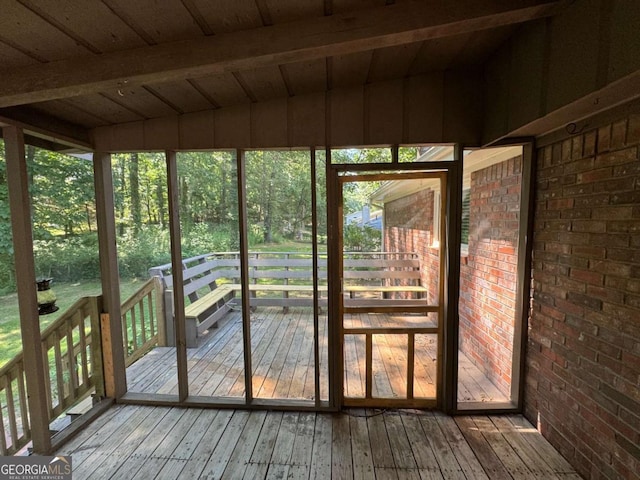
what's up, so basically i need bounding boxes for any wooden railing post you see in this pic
[90,296,106,400]
[154,277,167,346]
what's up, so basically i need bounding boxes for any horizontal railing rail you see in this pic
[0,277,164,456]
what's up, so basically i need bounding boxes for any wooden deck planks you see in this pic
[219,410,266,479]
[243,411,283,480]
[349,409,375,479]
[308,412,332,480]
[125,307,504,405]
[331,413,353,480]
[454,416,515,480]
[54,406,580,480]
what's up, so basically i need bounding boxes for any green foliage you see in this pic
[31,146,96,238]
[0,144,347,293]
[181,222,239,257]
[33,235,100,282]
[116,226,171,278]
[245,150,315,245]
[343,224,381,252]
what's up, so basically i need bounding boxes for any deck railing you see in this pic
[0,296,102,455]
[41,296,104,420]
[121,276,164,367]
[0,277,164,456]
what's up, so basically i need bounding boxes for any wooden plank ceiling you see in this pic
[0,0,563,145]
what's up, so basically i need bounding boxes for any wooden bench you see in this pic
[183,284,236,346]
[150,251,426,347]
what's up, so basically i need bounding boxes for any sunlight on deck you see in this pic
[126,307,507,404]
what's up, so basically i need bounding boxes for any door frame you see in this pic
[326,160,453,410]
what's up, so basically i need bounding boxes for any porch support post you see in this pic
[3,125,51,454]
[165,150,189,401]
[443,144,464,413]
[237,149,253,403]
[513,141,536,409]
[93,152,127,398]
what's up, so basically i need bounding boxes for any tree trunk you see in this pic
[118,158,126,237]
[156,180,165,228]
[129,153,141,235]
[263,166,277,244]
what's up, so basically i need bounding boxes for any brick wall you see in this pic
[527,113,640,480]
[459,156,522,397]
[384,189,440,304]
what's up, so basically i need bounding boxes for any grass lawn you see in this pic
[0,278,145,368]
[0,242,326,368]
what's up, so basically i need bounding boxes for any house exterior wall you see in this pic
[459,156,522,397]
[383,189,439,304]
[527,113,640,480]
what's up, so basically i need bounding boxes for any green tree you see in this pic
[31,149,95,238]
[129,153,141,235]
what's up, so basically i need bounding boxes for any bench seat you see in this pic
[184,284,235,346]
[152,251,427,347]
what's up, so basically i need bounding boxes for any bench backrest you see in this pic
[149,251,422,302]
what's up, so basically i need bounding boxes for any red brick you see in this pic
[592,206,633,219]
[628,114,640,144]
[562,138,573,161]
[603,302,640,323]
[614,161,640,177]
[572,245,606,259]
[577,167,613,183]
[583,130,597,156]
[572,136,584,159]
[529,113,640,480]
[558,232,590,246]
[573,193,610,207]
[569,268,604,286]
[598,124,612,152]
[590,233,630,248]
[607,247,640,263]
[557,253,589,269]
[625,293,640,309]
[571,220,606,232]
[564,156,595,174]
[560,208,592,219]
[607,220,640,234]
[596,146,637,166]
[563,183,592,197]
[545,242,572,254]
[586,285,625,304]
[610,190,640,205]
[566,292,603,311]
[555,298,585,316]
[592,176,636,193]
[610,120,628,148]
[545,219,572,231]
[589,260,632,277]
[547,198,575,210]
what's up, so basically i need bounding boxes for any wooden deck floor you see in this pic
[126,307,507,404]
[55,405,580,479]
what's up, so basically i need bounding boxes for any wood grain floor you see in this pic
[126,307,507,405]
[55,405,580,479]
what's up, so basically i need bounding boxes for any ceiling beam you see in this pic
[0,1,562,108]
[0,106,92,149]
